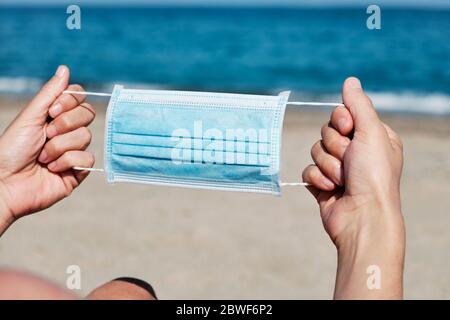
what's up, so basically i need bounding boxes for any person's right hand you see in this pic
[302,77,405,299]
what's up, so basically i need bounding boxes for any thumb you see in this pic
[342,77,380,133]
[18,65,69,123]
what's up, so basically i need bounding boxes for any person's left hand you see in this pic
[0,65,95,233]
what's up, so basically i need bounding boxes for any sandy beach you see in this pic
[0,95,449,299]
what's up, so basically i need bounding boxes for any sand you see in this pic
[0,96,449,299]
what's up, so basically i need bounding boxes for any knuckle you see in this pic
[311,140,321,157]
[327,134,344,153]
[323,142,337,158]
[331,106,341,119]
[320,123,329,137]
[325,160,337,174]
[301,169,307,180]
[302,165,311,180]
[327,135,339,149]
[59,94,74,107]
[81,102,92,108]
[69,84,83,92]
[341,136,351,149]
[87,152,95,165]
[56,94,67,104]
[63,188,73,199]
[81,103,96,117]
[79,127,92,141]
[336,105,346,113]
[45,139,59,156]
[322,128,337,148]
[302,165,314,180]
[68,84,86,103]
[309,166,321,180]
[59,114,73,130]
[61,152,74,165]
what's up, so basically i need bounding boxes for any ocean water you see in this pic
[0,7,449,114]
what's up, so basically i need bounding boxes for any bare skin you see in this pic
[0,269,155,300]
[0,65,94,234]
[0,269,76,300]
[0,66,154,300]
[302,77,405,299]
[0,70,404,299]
[87,279,157,300]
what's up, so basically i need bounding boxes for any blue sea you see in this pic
[1,6,450,114]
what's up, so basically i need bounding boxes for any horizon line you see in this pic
[1,4,450,9]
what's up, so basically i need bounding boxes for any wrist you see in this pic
[336,201,405,258]
[0,181,14,236]
[335,241,404,299]
[334,203,405,299]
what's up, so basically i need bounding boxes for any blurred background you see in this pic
[0,0,449,299]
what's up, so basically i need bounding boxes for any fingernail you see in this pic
[323,178,335,188]
[335,164,343,185]
[46,125,57,139]
[49,103,62,118]
[337,117,348,132]
[55,65,66,78]
[347,77,362,89]
[38,150,48,163]
[48,161,57,170]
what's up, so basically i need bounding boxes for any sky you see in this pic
[1,0,449,8]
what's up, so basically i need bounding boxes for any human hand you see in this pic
[0,66,95,235]
[302,77,405,299]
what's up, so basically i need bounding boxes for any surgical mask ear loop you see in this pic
[287,102,345,107]
[65,90,345,188]
[63,90,344,107]
[73,167,104,172]
[280,182,310,186]
[72,167,311,187]
[63,90,112,97]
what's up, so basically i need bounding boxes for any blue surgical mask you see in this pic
[66,85,343,196]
